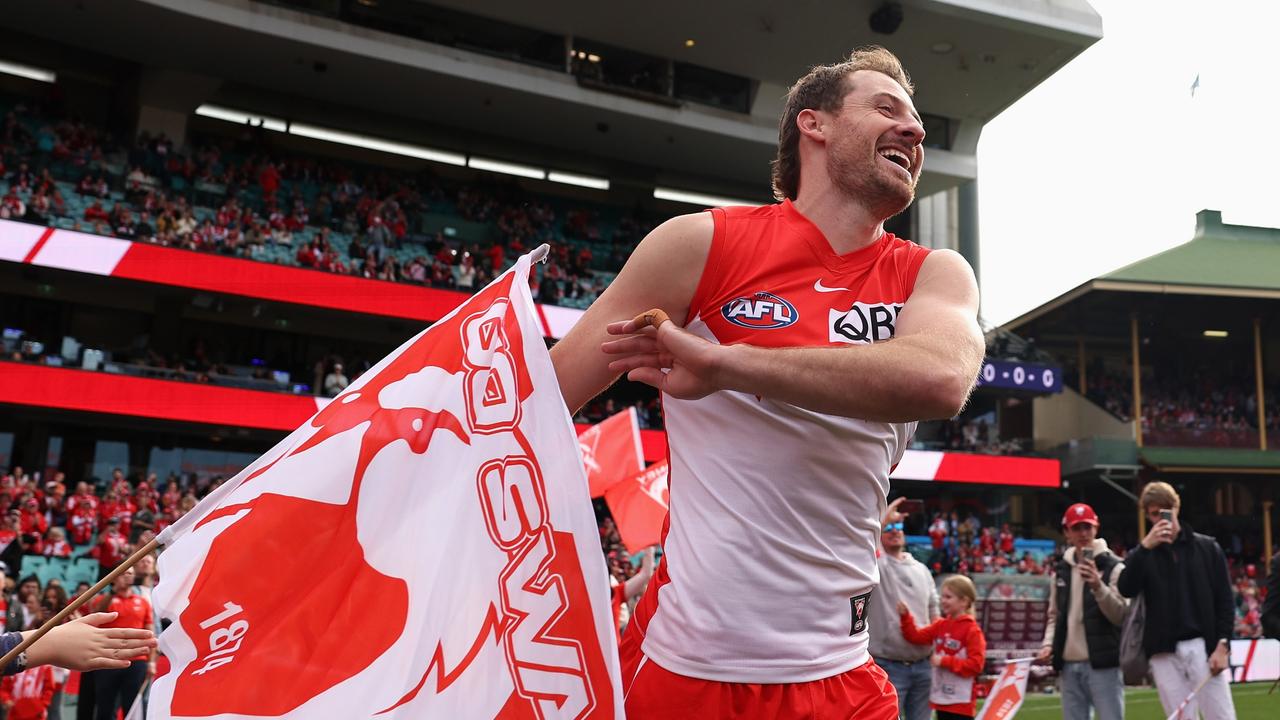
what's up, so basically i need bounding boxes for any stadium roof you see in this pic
[1101,210,1280,290]
[1001,209,1280,333]
[0,0,1102,197]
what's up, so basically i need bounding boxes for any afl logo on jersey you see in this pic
[721,292,799,329]
[829,302,903,344]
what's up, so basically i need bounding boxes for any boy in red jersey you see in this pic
[551,46,984,719]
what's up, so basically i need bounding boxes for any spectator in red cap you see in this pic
[1037,503,1127,720]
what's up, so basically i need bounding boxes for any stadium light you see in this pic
[653,186,757,207]
[1203,329,1229,338]
[195,105,287,133]
[289,123,466,166]
[547,171,610,191]
[467,156,546,180]
[0,60,56,84]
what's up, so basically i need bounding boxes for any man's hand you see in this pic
[601,315,723,400]
[640,547,656,571]
[882,497,907,527]
[1209,642,1229,676]
[1035,646,1053,664]
[23,612,157,671]
[1078,559,1102,591]
[1141,520,1175,550]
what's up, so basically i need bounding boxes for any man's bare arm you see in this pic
[605,249,984,422]
[549,212,712,414]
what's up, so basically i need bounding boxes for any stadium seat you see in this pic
[22,555,52,586]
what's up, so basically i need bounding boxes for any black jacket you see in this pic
[1263,551,1280,639]
[1116,523,1232,657]
[1052,552,1122,670]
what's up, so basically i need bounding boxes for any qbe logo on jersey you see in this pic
[722,291,799,329]
[829,302,903,344]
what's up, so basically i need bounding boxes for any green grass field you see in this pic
[978,682,1277,719]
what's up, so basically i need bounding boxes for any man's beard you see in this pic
[827,143,915,221]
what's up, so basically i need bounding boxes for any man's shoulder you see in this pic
[718,202,782,220]
[883,551,922,568]
[1189,531,1223,552]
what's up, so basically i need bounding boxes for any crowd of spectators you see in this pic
[0,463,172,717]
[1072,362,1279,448]
[1231,562,1267,639]
[2,322,374,400]
[918,508,1273,643]
[0,465,200,596]
[573,396,663,430]
[922,512,1051,577]
[2,97,656,311]
[924,417,1030,456]
[1140,376,1277,447]
[596,514,640,586]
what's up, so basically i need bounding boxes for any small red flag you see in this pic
[604,461,670,553]
[577,408,644,497]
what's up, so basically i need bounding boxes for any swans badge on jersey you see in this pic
[849,591,872,635]
[721,292,799,329]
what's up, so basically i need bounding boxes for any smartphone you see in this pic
[1159,509,1173,523]
[898,499,925,514]
[1081,548,1094,562]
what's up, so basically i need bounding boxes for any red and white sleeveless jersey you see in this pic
[643,200,931,682]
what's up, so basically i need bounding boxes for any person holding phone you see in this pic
[1117,482,1236,720]
[869,497,939,720]
[1036,503,1127,720]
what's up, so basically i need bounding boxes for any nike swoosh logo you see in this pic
[813,279,851,293]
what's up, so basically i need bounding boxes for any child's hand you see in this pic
[930,654,944,667]
[23,612,157,671]
[896,601,909,616]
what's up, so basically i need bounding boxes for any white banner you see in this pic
[150,248,623,719]
[974,657,1031,720]
[1231,638,1280,683]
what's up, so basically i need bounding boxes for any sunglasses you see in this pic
[884,522,905,532]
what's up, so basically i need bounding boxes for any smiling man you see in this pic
[551,46,984,719]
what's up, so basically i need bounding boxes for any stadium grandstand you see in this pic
[25,1,1280,714]
[1000,208,1279,601]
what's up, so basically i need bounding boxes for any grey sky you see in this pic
[976,0,1280,326]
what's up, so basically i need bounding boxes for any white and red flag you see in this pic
[149,247,623,719]
[576,408,644,498]
[974,657,1032,720]
[603,461,669,554]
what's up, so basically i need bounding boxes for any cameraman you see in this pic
[1037,503,1127,720]
[1117,482,1235,720]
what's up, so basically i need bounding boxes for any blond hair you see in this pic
[942,575,977,616]
[771,46,914,201]
[1139,481,1181,512]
